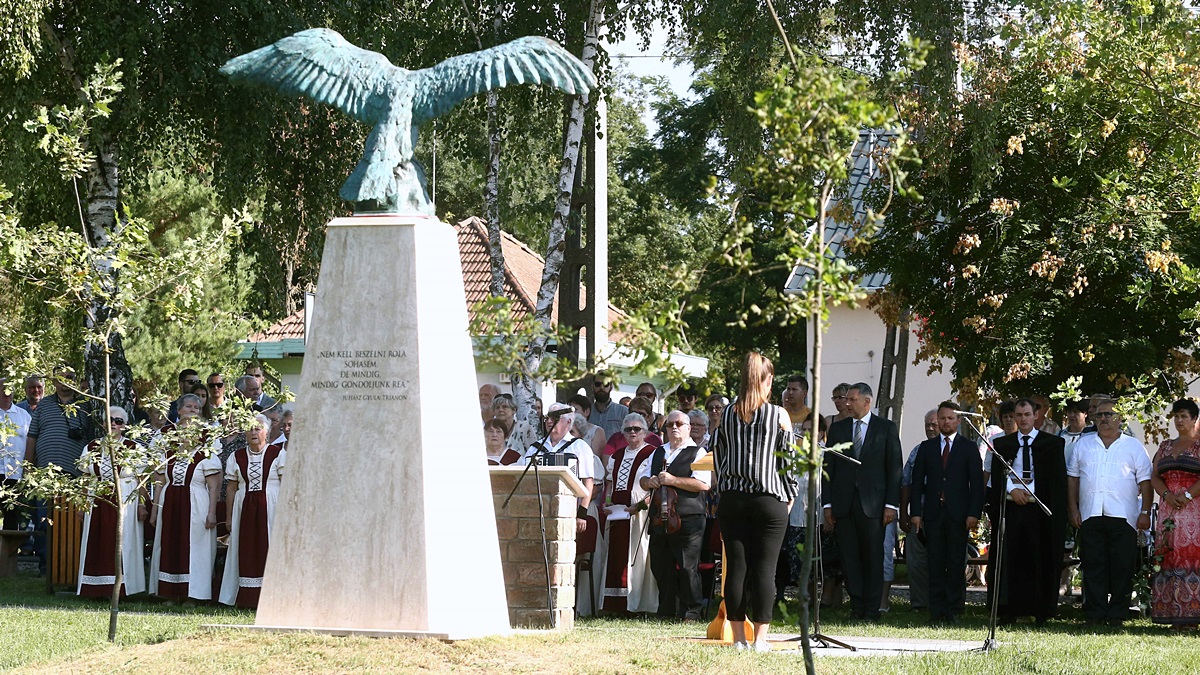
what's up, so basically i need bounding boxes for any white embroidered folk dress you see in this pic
[600,445,658,613]
[219,448,285,605]
[149,450,222,599]
[78,456,146,596]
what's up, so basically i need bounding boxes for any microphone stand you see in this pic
[957,414,1051,653]
[502,410,571,629]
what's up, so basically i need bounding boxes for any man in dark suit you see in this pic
[910,401,985,623]
[986,397,1068,625]
[822,382,903,621]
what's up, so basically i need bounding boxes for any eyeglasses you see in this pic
[593,382,612,388]
[831,395,846,401]
[623,426,644,433]
[110,418,125,425]
[1094,412,1117,419]
[668,420,689,428]
[208,381,225,388]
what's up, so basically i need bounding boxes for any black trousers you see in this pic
[835,490,884,620]
[925,511,969,620]
[718,491,789,623]
[1079,516,1137,621]
[996,502,1057,620]
[649,514,706,617]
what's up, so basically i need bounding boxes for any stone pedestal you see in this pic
[254,214,510,639]
[489,466,586,630]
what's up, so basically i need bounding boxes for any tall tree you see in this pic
[859,0,1200,400]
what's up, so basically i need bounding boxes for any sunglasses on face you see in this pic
[209,381,225,388]
[668,420,689,428]
[832,395,846,400]
[1094,412,1117,419]
[184,379,200,385]
[111,418,126,425]
[623,426,644,433]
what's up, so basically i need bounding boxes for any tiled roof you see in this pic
[247,216,625,343]
[247,309,305,342]
[784,130,895,294]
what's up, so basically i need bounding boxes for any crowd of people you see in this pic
[0,364,288,608]
[3,350,1198,638]
[480,356,1200,643]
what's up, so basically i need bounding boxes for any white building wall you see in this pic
[812,305,958,455]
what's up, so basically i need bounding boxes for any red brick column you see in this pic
[489,466,586,630]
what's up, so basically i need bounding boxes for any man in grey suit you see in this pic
[822,382,903,621]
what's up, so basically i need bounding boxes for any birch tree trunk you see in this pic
[485,88,505,297]
[511,0,605,427]
[82,142,136,414]
[40,21,135,413]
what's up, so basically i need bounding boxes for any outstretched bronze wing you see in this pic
[220,28,399,124]
[411,36,595,123]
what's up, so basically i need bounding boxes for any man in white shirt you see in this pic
[1067,400,1152,626]
[0,377,32,530]
[639,409,710,621]
[520,403,595,534]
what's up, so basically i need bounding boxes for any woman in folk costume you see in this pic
[220,413,285,607]
[78,406,147,598]
[600,413,659,613]
[149,393,222,603]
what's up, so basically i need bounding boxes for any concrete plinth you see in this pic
[254,214,510,639]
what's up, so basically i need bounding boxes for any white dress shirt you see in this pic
[0,404,31,479]
[1068,433,1152,529]
[1007,428,1040,494]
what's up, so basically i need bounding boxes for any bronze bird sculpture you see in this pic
[221,28,595,215]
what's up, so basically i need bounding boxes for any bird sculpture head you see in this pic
[221,28,595,216]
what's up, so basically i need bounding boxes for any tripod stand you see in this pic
[958,413,1052,653]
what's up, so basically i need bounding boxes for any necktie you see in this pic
[1021,435,1032,482]
[942,437,951,468]
[853,419,864,457]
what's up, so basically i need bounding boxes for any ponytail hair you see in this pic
[733,351,774,423]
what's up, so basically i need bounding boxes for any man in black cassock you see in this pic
[987,398,1068,625]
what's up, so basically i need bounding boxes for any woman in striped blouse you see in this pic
[712,352,798,651]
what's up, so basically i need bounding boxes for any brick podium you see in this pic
[489,466,588,630]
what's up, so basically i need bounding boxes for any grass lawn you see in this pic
[1,571,1195,674]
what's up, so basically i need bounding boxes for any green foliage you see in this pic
[23,59,123,181]
[860,0,1200,403]
[468,295,588,385]
[0,194,254,377]
[121,171,259,388]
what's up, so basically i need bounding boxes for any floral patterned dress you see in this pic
[1151,439,1200,625]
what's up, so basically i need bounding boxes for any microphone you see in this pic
[957,410,989,418]
[546,407,575,418]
